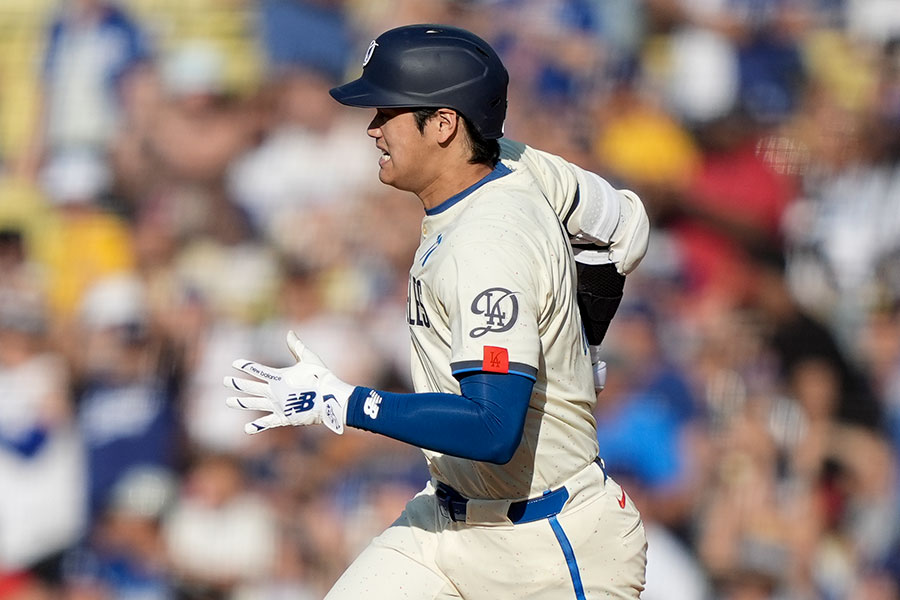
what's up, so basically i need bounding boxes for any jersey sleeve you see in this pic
[499,138,623,246]
[499,139,579,224]
[435,235,542,382]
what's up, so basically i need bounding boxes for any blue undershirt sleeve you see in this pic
[345,372,534,464]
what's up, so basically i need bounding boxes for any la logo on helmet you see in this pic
[363,40,378,67]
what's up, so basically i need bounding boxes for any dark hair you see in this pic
[413,108,500,167]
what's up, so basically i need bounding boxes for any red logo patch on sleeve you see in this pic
[482,346,509,373]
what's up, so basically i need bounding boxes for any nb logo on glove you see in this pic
[285,391,317,415]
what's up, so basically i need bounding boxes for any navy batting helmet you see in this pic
[329,24,509,139]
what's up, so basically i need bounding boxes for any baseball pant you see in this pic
[325,459,647,599]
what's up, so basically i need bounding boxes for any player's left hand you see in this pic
[224,331,355,435]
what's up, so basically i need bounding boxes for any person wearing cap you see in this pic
[37,149,136,326]
[225,24,648,598]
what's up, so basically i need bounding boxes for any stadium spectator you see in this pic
[0,288,86,592]
[19,0,151,179]
[73,274,180,518]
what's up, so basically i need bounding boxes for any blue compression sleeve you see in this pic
[346,372,534,464]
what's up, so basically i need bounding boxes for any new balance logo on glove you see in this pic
[285,391,317,415]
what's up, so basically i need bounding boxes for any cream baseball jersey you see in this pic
[498,139,628,253]
[407,160,598,500]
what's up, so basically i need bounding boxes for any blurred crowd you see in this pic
[1,0,899,598]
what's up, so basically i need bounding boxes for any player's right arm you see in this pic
[225,334,534,465]
[224,230,543,464]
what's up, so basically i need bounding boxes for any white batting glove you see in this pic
[224,331,355,435]
[590,345,607,392]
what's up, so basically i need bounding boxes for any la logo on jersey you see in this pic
[469,287,519,337]
[482,346,509,373]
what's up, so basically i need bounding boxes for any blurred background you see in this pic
[0,0,899,598]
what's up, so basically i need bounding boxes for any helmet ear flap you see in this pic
[329,24,509,140]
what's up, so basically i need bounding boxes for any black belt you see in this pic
[435,457,606,524]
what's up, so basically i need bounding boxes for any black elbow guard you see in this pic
[576,262,625,346]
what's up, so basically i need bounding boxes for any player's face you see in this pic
[367,108,433,193]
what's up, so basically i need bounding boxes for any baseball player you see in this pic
[225,24,649,599]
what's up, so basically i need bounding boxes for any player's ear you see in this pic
[434,108,460,144]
